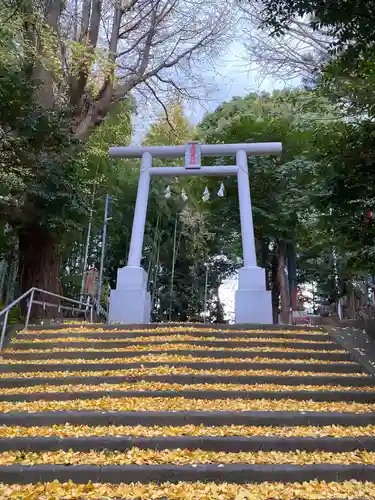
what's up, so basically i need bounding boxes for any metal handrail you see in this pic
[0,287,94,351]
[90,295,108,320]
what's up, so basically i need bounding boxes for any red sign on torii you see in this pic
[185,142,201,169]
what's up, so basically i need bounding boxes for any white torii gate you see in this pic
[108,142,282,324]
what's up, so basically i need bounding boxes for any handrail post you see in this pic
[0,287,101,339]
[0,310,9,351]
[25,288,35,331]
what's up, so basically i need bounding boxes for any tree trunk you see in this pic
[271,252,279,324]
[257,236,270,289]
[287,242,297,310]
[18,226,62,317]
[213,292,225,324]
[350,287,356,319]
[277,240,290,325]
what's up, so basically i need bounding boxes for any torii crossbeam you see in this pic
[108,142,282,324]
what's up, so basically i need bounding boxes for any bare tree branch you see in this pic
[80,0,91,39]
[33,0,64,108]
[117,6,156,57]
[88,0,102,47]
[143,31,214,80]
[135,9,156,75]
[144,80,175,130]
[109,2,122,55]
[154,74,194,99]
[73,2,123,138]
[69,0,103,106]
[67,0,236,139]
[118,0,154,36]
[238,1,333,82]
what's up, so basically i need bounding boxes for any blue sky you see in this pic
[185,42,269,124]
[133,41,297,143]
[185,41,299,124]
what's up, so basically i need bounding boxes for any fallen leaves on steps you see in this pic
[0,367,364,379]
[0,396,373,413]
[0,354,354,365]
[21,327,325,334]
[2,381,374,395]
[1,449,375,465]
[0,480,374,499]
[4,344,345,353]
[12,335,330,344]
[0,326,373,499]
[1,423,374,438]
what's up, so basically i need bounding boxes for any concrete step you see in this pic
[0,463,374,484]
[1,389,374,402]
[0,374,371,388]
[0,436,374,452]
[3,324,373,496]
[8,339,342,351]
[0,410,371,426]
[15,331,331,341]
[25,323,325,332]
[0,349,352,361]
[0,361,362,374]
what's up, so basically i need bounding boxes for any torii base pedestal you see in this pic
[109,267,151,324]
[234,266,273,324]
[109,265,272,325]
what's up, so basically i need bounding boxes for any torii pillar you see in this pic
[108,142,282,324]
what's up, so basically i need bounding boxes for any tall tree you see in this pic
[0,0,236,298]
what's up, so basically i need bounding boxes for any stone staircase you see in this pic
[0,324,374,499]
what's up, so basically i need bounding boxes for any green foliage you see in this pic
[197,88,353,312]
[0,302,20,324]
[141,103,235,321]
[145,100,195,148]
[60,99,135,298]
[83,101,234,322]
[1,97,89,235]
[269,1,375,311]
[312,120,375,271]
[321,53,375,118]
[0,3,90,242]
[259,0,375,58]
[198,90,332,243]
[1,0,374,323]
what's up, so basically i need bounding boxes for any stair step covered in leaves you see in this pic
[0,324,374,499]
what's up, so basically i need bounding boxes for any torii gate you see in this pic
[108,142,282,324]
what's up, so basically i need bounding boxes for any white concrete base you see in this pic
[108,267,151,324]
[235,266,273,324]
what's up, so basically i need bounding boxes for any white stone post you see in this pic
[237,150,257,267]
[235,150,273,324]
[128,153,152,267]
[108,153,152,323]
